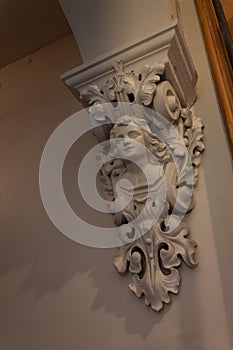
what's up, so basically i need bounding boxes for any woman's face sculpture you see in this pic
[112,123,148,162]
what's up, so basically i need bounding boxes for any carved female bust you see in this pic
[107,115,170,225]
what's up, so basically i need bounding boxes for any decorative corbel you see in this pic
[61,22,205,311]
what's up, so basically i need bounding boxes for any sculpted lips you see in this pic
[124,146,134,151]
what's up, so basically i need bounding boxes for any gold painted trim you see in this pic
[195,0,233,157]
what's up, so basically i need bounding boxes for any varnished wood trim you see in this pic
[195,0,233,158]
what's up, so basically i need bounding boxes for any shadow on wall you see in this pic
[0,32,203,347]
[0,124,202,343]
[0,118,168,337]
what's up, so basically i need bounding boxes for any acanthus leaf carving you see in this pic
[82,61,165,107]
[113,221,197,311]
[138,64,164,106]
[83,61,204,312]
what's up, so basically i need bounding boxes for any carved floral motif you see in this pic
[82,61,165,106]
[82,61,204,311]
[113,221,197,311]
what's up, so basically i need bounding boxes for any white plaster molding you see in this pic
[61,21,197,107]
[60,21,204,312]
[90,91,204,310]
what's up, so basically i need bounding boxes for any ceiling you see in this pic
[0,0,72,69]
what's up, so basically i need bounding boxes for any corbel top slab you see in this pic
[61,20,197,107]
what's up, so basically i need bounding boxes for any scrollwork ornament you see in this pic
[83,61,204,311]
[113,221,197,311]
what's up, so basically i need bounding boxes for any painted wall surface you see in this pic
[0,2,233,350]
[58,0,178,62]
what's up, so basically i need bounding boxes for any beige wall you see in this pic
[0,2,233,349]
[58,0,177,62]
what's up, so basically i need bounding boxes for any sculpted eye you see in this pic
[128,131,141,139]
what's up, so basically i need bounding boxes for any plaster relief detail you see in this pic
[82,61,204,311]
[61,22,197,106]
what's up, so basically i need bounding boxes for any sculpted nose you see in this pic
[123,135,131,145]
